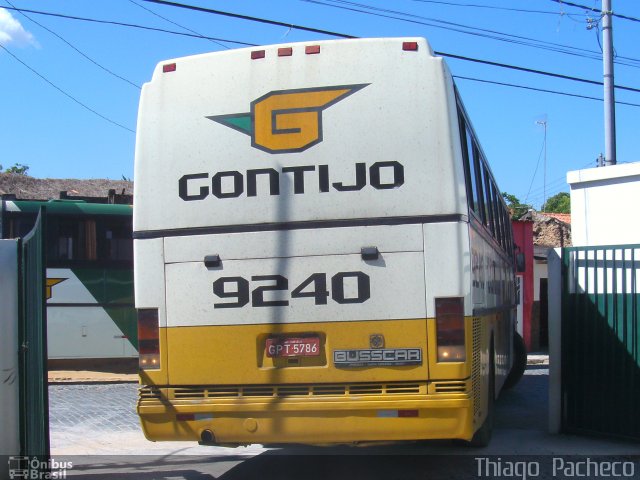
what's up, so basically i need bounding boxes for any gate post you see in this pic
[17,207,49,458]
[547,247,562,434]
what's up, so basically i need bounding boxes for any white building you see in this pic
[567,162,640,246]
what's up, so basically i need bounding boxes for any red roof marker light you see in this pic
[278,47,293,57]
[162,63,176,73]
[402,42,419,51]
[251,50,266,60]
[305,45,321,55]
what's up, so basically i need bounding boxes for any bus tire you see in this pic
[466,351,495,448]
[503,332,526,390]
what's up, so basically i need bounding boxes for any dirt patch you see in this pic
[48,358,138,383]
[48,370,138,383]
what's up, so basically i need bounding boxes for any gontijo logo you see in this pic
[207,84,368,154]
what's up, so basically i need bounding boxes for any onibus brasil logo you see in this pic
[207,84,368,154]
[8,456,73,479]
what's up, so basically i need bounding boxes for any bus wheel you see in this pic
[466,353,495,448]
[503,332,526,390]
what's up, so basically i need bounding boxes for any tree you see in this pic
[1,163,30,175]
[502,192,532,220]
[542,192,570,213]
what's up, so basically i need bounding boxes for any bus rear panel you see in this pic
[134,38,515,445]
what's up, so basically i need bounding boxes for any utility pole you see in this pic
[602,0,616,166]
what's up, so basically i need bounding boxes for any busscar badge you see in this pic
[370,334,385,349]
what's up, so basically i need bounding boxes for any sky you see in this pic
[0,0,638,209]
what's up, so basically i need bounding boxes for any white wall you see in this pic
[568,162,640,247]
[0,240,20,456]
[533,261,548,302]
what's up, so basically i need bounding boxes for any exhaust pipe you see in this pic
[199,429,216,445]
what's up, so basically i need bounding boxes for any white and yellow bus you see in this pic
[133,37,525,447]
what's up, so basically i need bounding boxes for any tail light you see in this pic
[435,297,466,362]
[138,308,160,370]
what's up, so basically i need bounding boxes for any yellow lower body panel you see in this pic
[138,395,474,445]
[137,315,489,445]
[162,319,432,386]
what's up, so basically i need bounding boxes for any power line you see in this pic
[0,43,135,133]
[526,176,568,197]
[453,76,640,108]
[330,0,640,68]
[524,128,547,206]
[441,52,640,94]
[529,190,567,210]
[139,0,640,91]
[529,185,567,204]
[141,0,357,38]
[301,0,640,68]
[527,185,569,207]
[306,0,584,52]
[526,159,598,193]
[128,0,231,49]
[5,4,640,101]
[408,0,560,16]
[520,159,598,205]
[0,5,257,46]
[548,0,640,23]
[144,0,640,84]
[5,3,640,93]
[528,184,570,206]
[5,0,141,89]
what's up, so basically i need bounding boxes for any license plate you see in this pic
[266,336,320,358]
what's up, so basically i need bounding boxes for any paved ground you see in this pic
[45,365,640,479]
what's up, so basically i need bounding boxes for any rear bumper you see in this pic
[137,390,474,445]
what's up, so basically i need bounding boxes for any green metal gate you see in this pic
[17,207,50,457]
[561,245,640,440]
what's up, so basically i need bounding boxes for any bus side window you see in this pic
[460,121,484,221]
[481,163,495,236]
[48,217,83,261]
[507,210,515,257]
[490,181,503,248]
[469,139,485,224]
[85,219,97,261]
[458,109,475,216]
[97,218,133,262]
[493,185,504,252]
[7,215,37,239]
[500,202,511,253]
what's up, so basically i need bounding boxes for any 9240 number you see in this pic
[213,271,370,308]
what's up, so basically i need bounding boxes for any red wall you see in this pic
[511,220,534,351]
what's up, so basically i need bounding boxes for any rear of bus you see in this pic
[134,38,493,445]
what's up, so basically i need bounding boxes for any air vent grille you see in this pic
[167,382,427,400]
[433,381,468,393]
[472,317,482,417]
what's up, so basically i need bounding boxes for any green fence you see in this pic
[18,207,50,457]
[561,245,640,441]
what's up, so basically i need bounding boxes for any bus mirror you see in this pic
[516,253,525,273]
